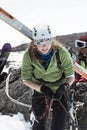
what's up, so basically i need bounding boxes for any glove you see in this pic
[40,85,54,99]
[54,83,70,99]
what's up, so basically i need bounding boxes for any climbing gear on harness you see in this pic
[45,89,79,130]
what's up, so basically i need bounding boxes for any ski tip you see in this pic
[1,43,11,52]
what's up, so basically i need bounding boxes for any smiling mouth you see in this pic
[42,48,48,51]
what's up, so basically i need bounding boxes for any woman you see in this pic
[21,24,75,130]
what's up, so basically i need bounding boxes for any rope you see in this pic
[5,73,31,109]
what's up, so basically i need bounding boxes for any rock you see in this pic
[74,82,87,130]
[0,68,32,120]
[77,104,87,130]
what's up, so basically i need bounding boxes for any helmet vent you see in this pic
[48,25,51,34]
[33,27,37,36]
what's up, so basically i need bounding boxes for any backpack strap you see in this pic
[55,49,62,70]
[55,49,65,79]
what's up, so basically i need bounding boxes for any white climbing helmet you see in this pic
[32,24,52,45]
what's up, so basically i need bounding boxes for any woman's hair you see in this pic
[52,39,65,50]
[28,39,65,61]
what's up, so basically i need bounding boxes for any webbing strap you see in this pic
[55,49,62,70]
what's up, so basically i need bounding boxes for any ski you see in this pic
[0,43,11,83]
[73,62,87,80]
[0,43,11,73]
[0,7,33,40]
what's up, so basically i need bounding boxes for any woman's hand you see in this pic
[40,85,54,99]
[54,83,70,99]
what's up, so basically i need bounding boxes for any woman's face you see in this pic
[36,39,52,54]
[80,47,87,56]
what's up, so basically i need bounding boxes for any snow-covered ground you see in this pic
[0,112,32,130]
[3,51,24,73]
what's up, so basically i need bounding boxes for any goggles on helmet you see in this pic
[75,40,87,48]
[35,38,52,46]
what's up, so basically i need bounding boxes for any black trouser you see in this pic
[32,91,67,130]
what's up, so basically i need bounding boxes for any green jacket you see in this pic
[21,48,74,92]
[81,60,87,70]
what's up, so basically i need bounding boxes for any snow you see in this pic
[3,51,24,73]
[0,112,32,130]
[8,51,24,67]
